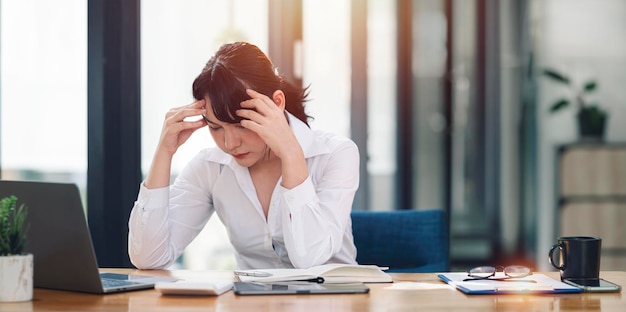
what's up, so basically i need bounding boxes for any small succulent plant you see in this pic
[0,195,28,256]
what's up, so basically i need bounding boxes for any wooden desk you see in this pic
[2,270,624,311]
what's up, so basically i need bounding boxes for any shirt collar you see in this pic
[287,112,330,158]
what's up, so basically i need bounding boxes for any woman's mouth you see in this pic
[233,153,249,159]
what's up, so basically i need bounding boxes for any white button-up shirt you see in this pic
[128,114,359,270]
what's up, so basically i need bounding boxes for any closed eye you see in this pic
[202,114,245,131]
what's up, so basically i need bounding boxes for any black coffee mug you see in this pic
[548,236,602,280]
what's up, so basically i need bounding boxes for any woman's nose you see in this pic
[224,128,241,150]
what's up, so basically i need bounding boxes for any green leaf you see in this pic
[9,204,28,254]
[583,81,597,92]
[549,99,570,113]
[0,195,28,256]
[543,69,571,85]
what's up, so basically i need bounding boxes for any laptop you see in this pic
[233,282,370,295]
[0,180,176,294]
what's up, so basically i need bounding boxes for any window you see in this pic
[366,0,397,211]
[1,0,87,193]
[140,0,268,269]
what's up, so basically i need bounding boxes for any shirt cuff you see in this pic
[137,182,170,211]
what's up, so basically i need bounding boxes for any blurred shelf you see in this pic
[556,142,626,271]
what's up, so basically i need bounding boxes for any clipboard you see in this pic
[438,272,583,295]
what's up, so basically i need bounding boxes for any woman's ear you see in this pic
[272,90,286,111]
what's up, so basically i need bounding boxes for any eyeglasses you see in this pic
[463,265,532,282]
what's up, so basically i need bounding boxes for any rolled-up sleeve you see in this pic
[128,153,215,269]
[281,139,359,268]
[128,184,174,269]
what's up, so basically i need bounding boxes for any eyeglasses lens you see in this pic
[503,265,531,278]
[468,266,496,278]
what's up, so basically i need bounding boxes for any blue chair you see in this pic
[350,209,449,273]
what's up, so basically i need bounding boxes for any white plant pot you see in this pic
[0,253,33,302]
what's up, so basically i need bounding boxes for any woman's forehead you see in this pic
[203,96,213,109]
[202,97,217,119]
[202,96,238,125]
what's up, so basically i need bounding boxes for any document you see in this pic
[438,272,583,294]
[234,264,392,284]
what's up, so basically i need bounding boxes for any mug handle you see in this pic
[548,243,565,270]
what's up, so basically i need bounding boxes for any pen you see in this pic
[234,271,273,277]
[295,277,325,284]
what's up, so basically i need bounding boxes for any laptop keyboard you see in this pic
[102,278,142,288]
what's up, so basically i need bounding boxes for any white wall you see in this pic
[534,0,626,270]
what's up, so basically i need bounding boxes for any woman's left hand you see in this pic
[236,89,301,161]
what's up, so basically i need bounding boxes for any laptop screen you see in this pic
[0,180,178,293]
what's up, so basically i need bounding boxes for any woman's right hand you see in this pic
[157,100,207,157]
[145,100,206,189]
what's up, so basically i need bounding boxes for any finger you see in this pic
[167,100,207,121]
[244,89,276,108]
[190,99,206,109]
[179,119,207,131]
[236,108,262,122]
[245,88,265,99]
[165,118,206,137]
[187,99,207,113]
[239,118,261,132]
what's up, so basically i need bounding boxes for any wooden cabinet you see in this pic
[556,143,626,270]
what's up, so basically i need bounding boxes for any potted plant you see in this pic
[542,68,608,140]
[0,195,33,302]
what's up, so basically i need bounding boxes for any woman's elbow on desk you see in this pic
[286,240,338,269]
[129,254,173,270]
[128,249,176,270]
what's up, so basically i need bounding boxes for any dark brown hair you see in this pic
[192,42,311,126]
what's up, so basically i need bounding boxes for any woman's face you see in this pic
[203,97,268,168]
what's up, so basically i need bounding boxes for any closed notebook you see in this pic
[235,264,392,283]
[155,280,234,296]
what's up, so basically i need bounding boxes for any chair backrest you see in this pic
[350,209,449,273]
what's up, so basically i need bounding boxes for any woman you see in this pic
[128,42,359,270]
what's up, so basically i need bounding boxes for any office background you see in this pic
[1,0,625,271]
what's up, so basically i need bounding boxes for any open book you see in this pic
[234,264,392,284]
